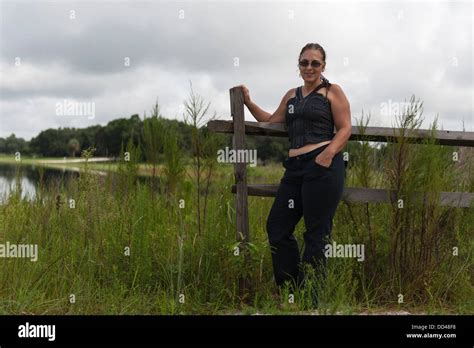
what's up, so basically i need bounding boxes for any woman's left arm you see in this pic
[321,84,352,159]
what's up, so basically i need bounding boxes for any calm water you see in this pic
[0,163,80,203]
[0,163,158,203]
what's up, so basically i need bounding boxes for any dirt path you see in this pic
[38,157,114,164]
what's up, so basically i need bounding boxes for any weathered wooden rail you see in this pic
[208,120,474,147]
[207,86,474,296]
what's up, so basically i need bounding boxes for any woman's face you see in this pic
[299,49,325,83]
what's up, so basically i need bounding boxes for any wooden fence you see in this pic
[207,86,474,295]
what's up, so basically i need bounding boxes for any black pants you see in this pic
[266,143,345,289]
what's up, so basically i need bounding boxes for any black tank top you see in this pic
[285,75,335,149]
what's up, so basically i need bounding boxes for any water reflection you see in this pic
[0,163,79,203]
[0,163,160,203]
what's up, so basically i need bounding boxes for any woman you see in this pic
[237,43,351,304]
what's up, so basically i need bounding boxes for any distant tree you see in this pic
[67,138,80,157]
[100,115,142,157]
[0,134,30,155]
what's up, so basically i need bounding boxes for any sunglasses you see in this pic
[298,59,323,68]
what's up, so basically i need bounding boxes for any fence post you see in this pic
[229,87,250,298]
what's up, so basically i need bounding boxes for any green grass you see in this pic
[0,104,473,315]
[0,145,472,315]
[0,154,200,178]
[0,154,63,164]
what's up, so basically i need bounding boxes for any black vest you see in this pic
[285,76,335,149]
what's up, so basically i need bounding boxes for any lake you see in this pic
[0,163,80,203]
[0,163,160,203]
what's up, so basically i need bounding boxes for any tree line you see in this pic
[0,109,380,164]
[0,113,298,163]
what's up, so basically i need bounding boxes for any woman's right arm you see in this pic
[235,85,292,123]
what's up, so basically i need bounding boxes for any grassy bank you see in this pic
[0,146,472,315]
[0,101,473,315]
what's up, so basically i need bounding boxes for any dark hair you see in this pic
[298,43,326,64]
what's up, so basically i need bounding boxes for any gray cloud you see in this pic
[0,0,472,140]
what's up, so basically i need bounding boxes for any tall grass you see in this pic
[338,96,473,313]
[0,95,472,315]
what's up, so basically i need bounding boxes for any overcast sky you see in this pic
[0,0,472,140]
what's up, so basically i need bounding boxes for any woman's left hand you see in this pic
[314,151,333,168]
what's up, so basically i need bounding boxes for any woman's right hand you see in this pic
[235,84,251,106]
